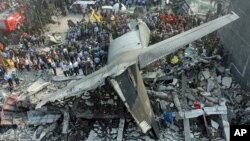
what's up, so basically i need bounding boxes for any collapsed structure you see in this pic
[0,1,248,141]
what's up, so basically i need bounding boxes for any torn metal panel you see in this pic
[52,75,85,82]
[203,106,227,115]
[26,78,50,94]
[75,109,122,119]
[27,110,61,125]
[138,12,240,68]
[110,64,160,138]
[184,109,204,119]
[62,111,69,134]
[172,92,184,118]
[183,118,191,141]
[147,90,171,99]
[117,118,125,141]
[220,114,230,141]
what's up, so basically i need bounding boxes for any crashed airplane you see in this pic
[36,12,239,138]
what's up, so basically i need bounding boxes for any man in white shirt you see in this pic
[68,62,73,76]
[73,61,79,75]
[62,63,68,77]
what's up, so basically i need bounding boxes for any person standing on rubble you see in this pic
[4,70,13,88]
[68,61,74,76]
[33,57,39,72]
[0,66,3,78]
[51,60,57,76]
[79,58,86,75]
[39,57,46,70]
[73,60,79,75]
[24,56,30,71]
[62,62,68,77]
[46,56,52,69]
[11,72,20,86]
[94,55,100,71]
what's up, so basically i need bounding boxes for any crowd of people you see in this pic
[0,0,202,91]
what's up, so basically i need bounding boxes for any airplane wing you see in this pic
[138,12,239,69]
[36,66,108,109]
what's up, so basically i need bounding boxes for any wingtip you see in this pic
[230,11,240,19]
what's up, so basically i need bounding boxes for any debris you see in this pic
[183,118,191,141]
[216,65,225,74]
[194,102,201,109]
[52,75,85,81]
[170,103,175,108]
[200,92,212,97]
[217,75,222,84]
[32,123,58,141]
[117,118,125,141]
[0,94,17,125]
[27,78,50,94]
[207,79,215,92]
[203,106,227,115]
[172,78,178,85]
[164,112,173,123]
[27,110,61,125]
[222,77,232,87]
[62,111,69,134]
[245,107,250,123]
[160,100,169,111]
[234,95,243,103]
[172,92,183,118]
[202,70,211,80]
[184,109,204,118]
[220,115,230,141]
[211,120,219,130]
[169,123,180,132]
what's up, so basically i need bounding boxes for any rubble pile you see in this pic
[1,34,249,141]
[141,37,250,140]
[0,1,247,141]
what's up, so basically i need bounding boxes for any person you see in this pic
[62,62,68,77]
[46,56,52,69]
[68,61,73,76]
[11,72,20,85]
[94,56,100,71]
[81,5,86,18]
[79,58,85,75]
[24,57,30,71]
[4,71,13,87]
[33,57,39,72]
[73,60,79,75]
[51,60,57,76]
[0,66,3,78]
[39,57,46,70]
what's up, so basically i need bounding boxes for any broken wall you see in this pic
[218,0,250,90]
